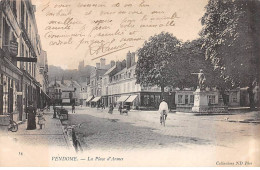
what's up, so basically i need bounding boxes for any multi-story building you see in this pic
[48,78,81,106]
[89,58,110,106]
[0,0,48,124]
[79,81,88,106]
[36,49,49,108]
[100,52,174,110]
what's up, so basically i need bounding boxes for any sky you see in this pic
[32,0,208,70]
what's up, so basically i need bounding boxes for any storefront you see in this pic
[0,56,23,124]
[86,96,94,106]
[125,94,138,110]
[91,96,101,107]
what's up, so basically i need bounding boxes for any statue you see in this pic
[191,69,206,90]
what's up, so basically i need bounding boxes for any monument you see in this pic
[191,69,227,113]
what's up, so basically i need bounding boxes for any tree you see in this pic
[135,32,181,97]
[171,39,210,89]
[176,39,232,105]
[200,0,260,109]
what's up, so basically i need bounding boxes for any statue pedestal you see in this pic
[192,88,228,113]
[192,89,210,113]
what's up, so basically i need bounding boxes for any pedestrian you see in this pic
[118,103,123,114]
[102,103,105,110]
[26,101,36,130]
[97,103,100,110]
[72,103,75,113]
[37,109,46,129]
[53,103,57,118]
[159,99,168,124]
[108,103,114,114]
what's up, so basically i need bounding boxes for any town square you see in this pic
[0,0,259,167]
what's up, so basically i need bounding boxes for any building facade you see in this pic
[48,78,81,106]
[99,52,175,110]
[0,0,48,124]
[89,58,110,107]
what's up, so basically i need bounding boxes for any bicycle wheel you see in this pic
[74,140,83,152]
[162,114,165,127]
[11,121,18,132]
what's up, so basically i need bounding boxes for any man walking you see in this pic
[159,99,168,124]
[72,103,75,113]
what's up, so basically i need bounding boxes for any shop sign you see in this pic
[16,92,23,95]
[10,41,18,56]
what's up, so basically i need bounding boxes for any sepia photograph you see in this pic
[0,0,259,167]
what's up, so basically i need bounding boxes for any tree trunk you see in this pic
[247,84,255,110]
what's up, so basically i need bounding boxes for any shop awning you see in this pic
[86,96,94,102]
[91,97,101,102]
[62,99,70,103]
[125,95,138,103]
[117,95,130,102]
[41,90,51,99]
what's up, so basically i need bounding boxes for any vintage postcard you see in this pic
[0,0,260,167]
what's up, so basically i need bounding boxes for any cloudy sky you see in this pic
[32,0,208,70]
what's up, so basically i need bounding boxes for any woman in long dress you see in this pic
[26,102,36,130]
[108,103,114,114]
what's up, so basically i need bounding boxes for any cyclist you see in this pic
[159,99,168,124]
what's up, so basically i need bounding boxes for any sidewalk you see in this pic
[0,109,70,150]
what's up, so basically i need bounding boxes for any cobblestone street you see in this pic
[1,106,259,166]
[61,106,260,166]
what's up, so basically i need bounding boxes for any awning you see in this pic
[86,96,93,102]
[117,95,130,102]
[91,97,101,102]
[41,90,51,99]
[125,95,138,103]
[62,99,70,103]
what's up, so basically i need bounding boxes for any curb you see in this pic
[59,120,75,152]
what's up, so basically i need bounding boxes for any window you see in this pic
[232,93,237,102]
[178,95,183,104]
[190,95,194,104]
[21,2,25,23]
[155,95,161,106]
[127,83,130,92]
[185,95,188,104]
[143,95,149,106]
[208,95,216,105]
[3,19,10,46]
[25,50,28,71]
[11,0,17,18]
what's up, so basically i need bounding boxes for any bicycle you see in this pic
[160,110,167,127]
[8,113,18,132]
[65,124,83,153]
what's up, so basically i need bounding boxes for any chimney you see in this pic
[126,51,131,69]
[131,52,136,66]
[96,63,100,69]
[100,58,106,68]
[121,59,126,68]
[110,60,115,67]
[61,76,64,84]
[116,61,121,71]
